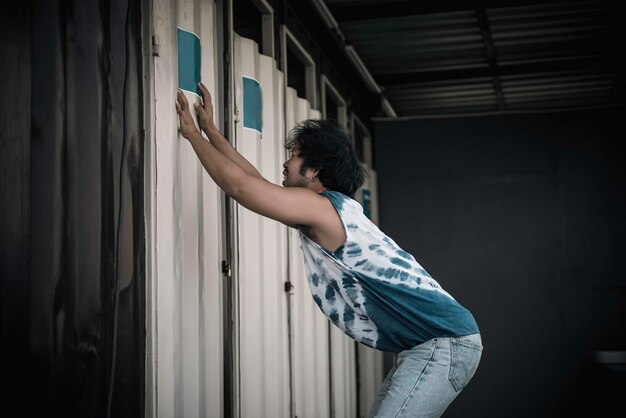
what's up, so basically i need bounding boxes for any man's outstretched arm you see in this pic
[195,82,268,182]
[177,89,246,198]
[176,89,327,227]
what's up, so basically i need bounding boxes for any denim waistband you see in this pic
[450,332,482,349]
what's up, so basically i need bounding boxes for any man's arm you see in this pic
[196,83,268,182]
[177,89,325,228]
[203,126,266,181]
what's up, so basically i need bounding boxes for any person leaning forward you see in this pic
[175,83,482,418]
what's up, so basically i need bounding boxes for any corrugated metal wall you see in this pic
[330,0,623,116]
[148,0,381,415]
[320,82,358,418]
[0,1,384,416]
[329,325,358,418]
[232,33,291,418]
[353,163,383,418]
[285,87,333,418]
[149,0,224,417]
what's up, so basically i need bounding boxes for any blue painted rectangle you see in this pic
[177,27,201,95]
[362,189,371,219]
[243,76,262,134]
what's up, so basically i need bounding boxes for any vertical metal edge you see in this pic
[141,0,157,416]
[278,6,297,415]
[354,342,361,418]
[272,7,289,418]
[217,0,238,417]
[328,325,334,418]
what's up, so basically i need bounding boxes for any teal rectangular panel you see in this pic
[177,27,201,95]
[243,76,262,133]
[362,189,371,219]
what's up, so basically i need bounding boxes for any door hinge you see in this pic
[151,35,160,57]
[222,260,232,279]
[234,104,240,123]
[284,281,294,293]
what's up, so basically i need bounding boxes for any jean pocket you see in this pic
[448,338,483,392]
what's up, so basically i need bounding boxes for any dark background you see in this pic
[375,107,626,417]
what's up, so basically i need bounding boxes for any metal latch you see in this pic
[152,35,160,57]
[284,281,294,293]
[222,260,232,278]
[234,104,240,123]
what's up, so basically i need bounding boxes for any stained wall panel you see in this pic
[285,87,333,418]
[233,34,291,418]
[329,317,358,418]
[357,343,385,418]
[149,0,223,417]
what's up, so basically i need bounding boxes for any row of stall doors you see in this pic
[148,1,383,417]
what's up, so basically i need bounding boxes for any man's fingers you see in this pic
[195,103,206,117]
[199,83,211,109]
[177,89,189,110]
[176,91,183,110]
[199,82,209,97]
[175,101,181,115]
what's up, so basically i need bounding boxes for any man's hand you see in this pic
[195,82,216,133]
[175,89,201,140]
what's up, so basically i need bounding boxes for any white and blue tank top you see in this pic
[298,190,479,353]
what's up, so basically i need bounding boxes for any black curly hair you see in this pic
[285,119,366,198]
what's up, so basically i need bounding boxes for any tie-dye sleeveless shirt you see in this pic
[298,190,479,352]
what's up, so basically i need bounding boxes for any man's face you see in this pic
[282,148,309,188]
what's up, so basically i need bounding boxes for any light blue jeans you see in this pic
[368,333,483,418]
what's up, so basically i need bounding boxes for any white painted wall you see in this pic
[232,34,291,418]
[320,75,358,418]
[148,1,223,417]
[357,342,385,418]
[285,87,333,418]
[146,3,382,416]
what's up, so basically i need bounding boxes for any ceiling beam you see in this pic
[375,56,615,86]
[328,0,594,22]
[475,9,506,110]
